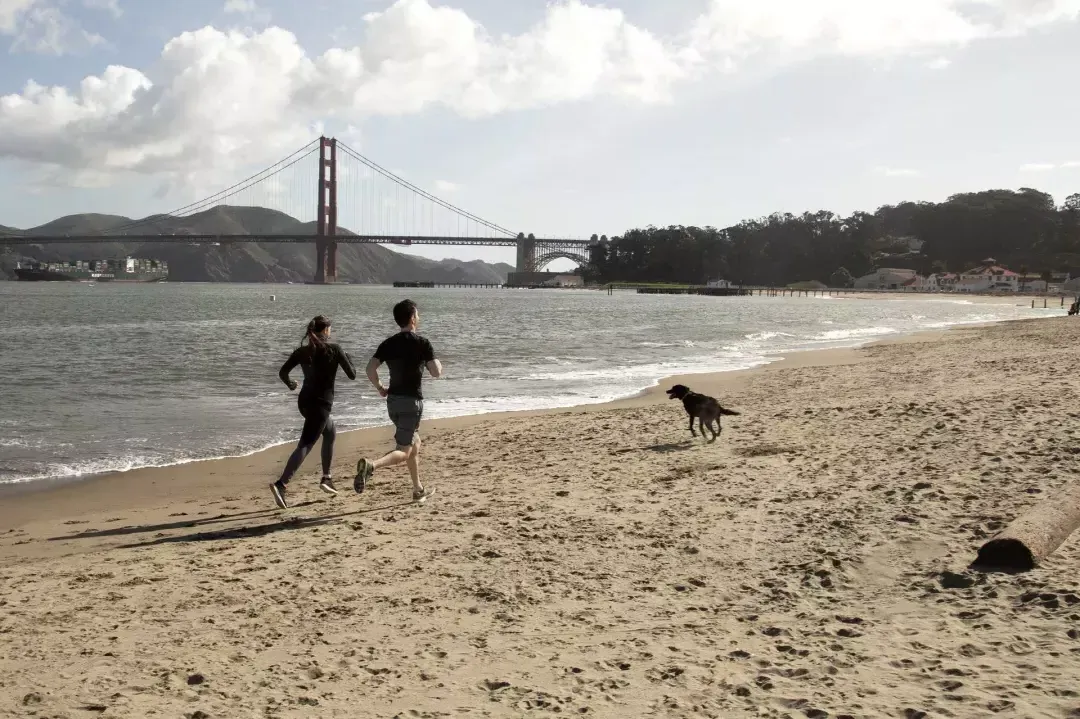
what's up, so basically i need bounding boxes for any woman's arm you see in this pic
[339,346,357,380]
[279,348,301,390]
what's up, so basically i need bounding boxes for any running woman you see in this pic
[354,299,441,503]
[272,315,356,509]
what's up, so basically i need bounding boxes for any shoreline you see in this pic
[0,320,982,493]
[0,299,1044,496]
[0,318,991,531]
[0,312,1032,500]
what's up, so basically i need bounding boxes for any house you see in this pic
[853,268,917,290]
[956,258,1019,292]
[541,274,584,288]
[706,278,733,288]
[914,274,943,292]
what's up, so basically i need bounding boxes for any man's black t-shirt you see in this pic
[374,331,436,399]
[279,343,356,406]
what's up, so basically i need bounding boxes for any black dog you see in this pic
[665,384,740,443]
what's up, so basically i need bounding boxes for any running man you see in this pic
[354,299,441,502]
[272,315,356,509]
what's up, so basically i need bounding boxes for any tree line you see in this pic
[582,189,1080,287]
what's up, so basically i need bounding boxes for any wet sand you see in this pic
[2,317,1080,718]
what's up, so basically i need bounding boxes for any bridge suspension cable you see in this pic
[74,139,322,236]
[335,141,518,239]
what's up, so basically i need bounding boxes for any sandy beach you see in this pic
[3,316,1080,718]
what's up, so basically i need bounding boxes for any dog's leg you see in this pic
[699,417,707,440]
[688,414,696,437]
[708,419,720,443]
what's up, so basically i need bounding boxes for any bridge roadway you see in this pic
[0,234,593,247]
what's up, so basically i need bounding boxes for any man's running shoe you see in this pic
[412,486,435,504]
[353,458,373,494]
[271,480,289,509]
[319,476,338,495]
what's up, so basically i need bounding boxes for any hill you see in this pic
[0,206,514,284]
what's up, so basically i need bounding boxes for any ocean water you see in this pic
[0,282,1056,485]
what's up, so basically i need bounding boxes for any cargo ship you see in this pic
[14,257,168,282]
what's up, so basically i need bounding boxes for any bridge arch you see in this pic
[535,250,588,272]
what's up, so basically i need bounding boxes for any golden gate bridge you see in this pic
[0,137,598,284]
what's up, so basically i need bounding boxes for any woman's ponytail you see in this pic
[300,315,332,360]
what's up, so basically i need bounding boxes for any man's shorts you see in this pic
[386,394,423,448]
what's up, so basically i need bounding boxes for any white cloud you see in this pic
[434,180,459,193]
[9,4,105,54]
[1022,161,1080,171]
[1021,162,1062,171]
[875,167,921,177]
[1,0,1079,189]
[223,0,270,22]
[688,0,1080,67]
[0,0,38,33]
[926,56,952,69]
[83,0,120,17]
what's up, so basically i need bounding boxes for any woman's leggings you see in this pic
[278,401,336,485]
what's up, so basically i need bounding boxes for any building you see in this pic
[956,258,1019,293]
[541,274,584,288]
[706,278,733,288]
[853,268,917,290]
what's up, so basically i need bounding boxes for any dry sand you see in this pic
[3,318,1080,719]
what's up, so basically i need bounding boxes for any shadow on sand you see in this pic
[115,501,417,549]
[643,441,697,454]
[47,502,324,542]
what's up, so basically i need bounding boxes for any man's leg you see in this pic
[354,397,426,498]
[405,435,422,495]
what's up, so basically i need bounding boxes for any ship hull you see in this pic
[14,269,167,283]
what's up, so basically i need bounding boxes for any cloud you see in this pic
[2,0,113,54]
[434,180,459,193]
[926,56,952,69]
[223,0,270,23]
[1022,161,1080,171]
[83,0,120,17]
[0,0,38,33]
[9,4,106,54]
[1,0,1079,188]
[875,167,921,177]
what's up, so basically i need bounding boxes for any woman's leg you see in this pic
[278,405,326,485]
[320,415,337,477]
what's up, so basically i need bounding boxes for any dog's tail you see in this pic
[719,408,740,416]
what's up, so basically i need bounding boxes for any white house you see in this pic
[914,274,943,292]
[956,258,1019,293]
[853,268,917,290]
[706,278,733,288]
[541,274,584,288]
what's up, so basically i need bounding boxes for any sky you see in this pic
[2,0,1080,269]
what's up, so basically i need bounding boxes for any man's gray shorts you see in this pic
[387,394,423,448]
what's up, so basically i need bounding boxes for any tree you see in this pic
[830,267,855,288]
[580,188,1076,286]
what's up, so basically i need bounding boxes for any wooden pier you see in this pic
[393,281,504,289]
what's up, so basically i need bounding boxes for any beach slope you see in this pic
[2,318,1080,718]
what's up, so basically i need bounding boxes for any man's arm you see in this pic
[279,349,301,390]
[423,338,443,378]
[366,356,387,397]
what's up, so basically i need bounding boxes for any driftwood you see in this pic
[974,482,1080,571]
